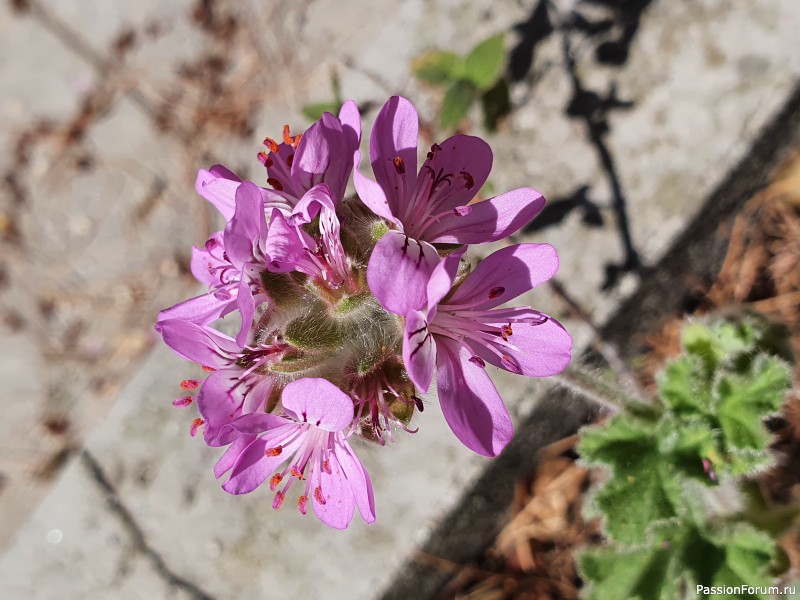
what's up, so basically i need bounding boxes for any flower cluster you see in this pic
[155,96,571,529]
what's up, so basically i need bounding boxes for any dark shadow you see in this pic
[523,185,604,233]
[578,0,657,65]
[509,0,554,82]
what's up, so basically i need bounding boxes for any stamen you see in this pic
[272,491,285,509]
[263,137,279,153]
[180,379,200,390]
[460,170,475,190]
[314,486,326,505]
[500,354,521,374]
[501,324,513,340]
[265,445,283,457]
[292,133,302,149]
[453,206,472,216]
[282,125,293,145]
[290,465,304,479]
[270,473,283,491]
[298,495,308,515]
[426,143,442,161]
[257,151,272,167]
[469,356,486,368]
[202,365,215,372]
[488,286,505,299]
[322,459,332,475]
[190,418,204,437]
[267,177,284,191]
[173,396,193,407]
[392,156,405,175]
[413,396,424,412]
[204,237,219,251]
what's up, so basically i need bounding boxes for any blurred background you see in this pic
[1,0,799,598]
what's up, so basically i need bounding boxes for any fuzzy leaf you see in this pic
[440,80,476,130]
[580,417,683,543]
[716,356,790,452]
[412,50,463,85]
[463,34,506,91]
[581,523,776,600]
[659,356,712,417]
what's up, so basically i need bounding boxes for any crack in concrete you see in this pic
[81,451,217,600]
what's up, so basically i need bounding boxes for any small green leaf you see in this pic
[440,80,476,130]
[301,102,341,122]
[717,356,790,452]
[411,50,463,85]
[481,78,511,131]
[658,356,712,417]
[464,34,506,91]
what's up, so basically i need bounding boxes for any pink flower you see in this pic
[195,164,293,222]
[158,181,271,345]
[402,244,572,456]
[356,96,547,315]
[265,184,352,290]
[260,101,361,207]
[216,378,376,529]
[156,318,284,447]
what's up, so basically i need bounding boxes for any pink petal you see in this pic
[445,244,559,310]
[156,319,238,368]
[195,165,241,221]
[370,96,418,216]
[425,188,546,244]
[435,337,513,457]
[230,413,294,435]
[402,310,436,393]
[156,287,238,325]
[338,100,361,150]
[234,275,255,347]
[197,369,246,446]
[281,378,354,432]
[310,446,356,529]
[469,314,572,377]
[367,231,440,315]
[354,151,399,224]
[333,438,376,524]
[412,134,492,217]
[214,435,254,478]
[223,182,264,269]
[426,247,466,307]
[265,209,307,273]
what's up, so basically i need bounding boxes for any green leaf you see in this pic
[580,417,683,543]
[411,50,463,85]
[658,356,713,417]
[481,78,511,131]
[301,102,341,122]
[439,80,476,130]
[716,355,790,452]
[463,34,506,91]
[581,523,776,600]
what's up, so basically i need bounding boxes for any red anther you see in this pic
[173,396,193,408]
[426,143,442,160]
[190,418,204,437]
[298,495,308,515]
[292,133,302,149]
[413,396,425,412]
[269,473,283,491]
[286,153,294,168]
[453,205,472,216]
[265,445,283,457]
[290,465,304,479]
[202,365,215,372]
[257,151,273,167]
[314,486,326,505]
[460,170,475,190]
[263,137,279,153]
[468,356,486,368]
[267,177,284,191]
[282,125,293,145]
[501,324,513,340]
[322,459,332,475]
[272,491,285,509]
[180,379,200,390]
[204,237,218,251]
[488,286,505,299]
[392,156,405,175]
